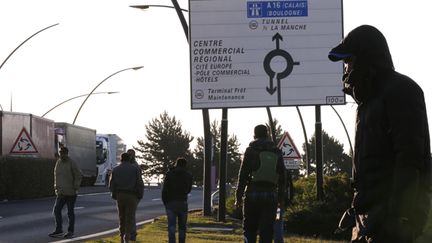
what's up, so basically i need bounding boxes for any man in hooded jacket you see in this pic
[162,157,193,243]
[235,124,285,243]
[329,25,431,242]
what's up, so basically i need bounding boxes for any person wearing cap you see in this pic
[49,147,83,239]
[329,25,431,242]
[235,124,285,243]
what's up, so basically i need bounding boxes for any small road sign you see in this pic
[10,127,38,154]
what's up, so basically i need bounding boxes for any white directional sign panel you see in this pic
[190,0,344,109]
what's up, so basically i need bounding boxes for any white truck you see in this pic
[95,134,126,186]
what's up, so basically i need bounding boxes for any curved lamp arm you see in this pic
[72,66,143,124]
[41,91,119,117]
[0,23,59,71]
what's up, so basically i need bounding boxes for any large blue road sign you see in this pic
[247,1,308,18]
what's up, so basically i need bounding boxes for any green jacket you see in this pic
[54,157,82,196]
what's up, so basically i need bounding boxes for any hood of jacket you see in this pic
[249,138,275,151]
[329,25,395,103]
[329,25,394,70]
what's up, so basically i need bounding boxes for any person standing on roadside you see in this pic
[127,148,141,241]
[162,157,193,243]
[109,152,144,243]
[127,149,139,168]
[49,147,82,239]
[273,169,294,243]
[235,124,286,243]
[329,25,431,242]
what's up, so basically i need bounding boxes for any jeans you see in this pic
[243,191,278,243]
[165,201,188,243]
[273,207,285,243]
[53,195,77,233]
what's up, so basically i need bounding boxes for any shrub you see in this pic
[285,173,352,240]
[0,156,56,200]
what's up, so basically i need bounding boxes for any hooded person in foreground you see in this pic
[329,25,431,242]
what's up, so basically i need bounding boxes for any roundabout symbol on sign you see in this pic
[263,33,300,105]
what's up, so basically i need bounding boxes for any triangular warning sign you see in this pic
[277,131,301,159]
[10,127,38,154]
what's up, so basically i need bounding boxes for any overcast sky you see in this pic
[0,0,431,156]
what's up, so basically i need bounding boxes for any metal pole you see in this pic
[131,1,214,215]
[266,107,276,142]
[296,106,310,176]
[170,0,213,216]
[202,109,212,216]
[170,0,189,40]
[218,108,228,222]
[72,66,142,124]
[0,23,59,72]
[330,105,353,154]
[315,105,324,200]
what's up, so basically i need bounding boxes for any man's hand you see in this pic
[234,198,243,209]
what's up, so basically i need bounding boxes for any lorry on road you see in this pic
[54,122,97,186]
[95,134,126,186]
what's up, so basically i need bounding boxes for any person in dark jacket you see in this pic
[235,124,286,243]
[162,157,193,243]
[109,152,144,243]
[126,148,140,241]
[273,169,294,243]
[329,25,431,242]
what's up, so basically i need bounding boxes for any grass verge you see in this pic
[85,211,347,243]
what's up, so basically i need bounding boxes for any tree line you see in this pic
[133,111,352,185]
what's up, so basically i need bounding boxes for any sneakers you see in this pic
[48,230,63,237]
[63,232,74,238]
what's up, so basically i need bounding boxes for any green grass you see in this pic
[84,209,432,243]
[85,211,346,243]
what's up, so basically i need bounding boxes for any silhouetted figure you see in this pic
[329,25,431,242]
[235,125,286,243]
[162,157,193,243]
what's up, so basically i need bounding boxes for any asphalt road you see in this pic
[0,186,203,243]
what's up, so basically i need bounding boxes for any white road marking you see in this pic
[49,219,153,243]
[152,198,161,201]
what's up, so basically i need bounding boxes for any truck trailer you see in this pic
[54,122,97,186]
[0,111,55,158]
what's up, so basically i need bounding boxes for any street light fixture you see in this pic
[130,4,188,12]
[41,91,119,118]
[130,3,189,40]
[72,66,143,125]
[131,1,214,217]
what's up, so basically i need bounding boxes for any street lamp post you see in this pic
[41,91,119,118]
[130,4,188,12]
[130,2,214,217]
[72,66,143,125]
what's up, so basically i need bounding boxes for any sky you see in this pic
[0,0,431,157]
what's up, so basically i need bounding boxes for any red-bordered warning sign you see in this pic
[277,131,301,159]
[10,127,38,154]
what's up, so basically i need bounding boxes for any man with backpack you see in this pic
[235,124,286,243]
